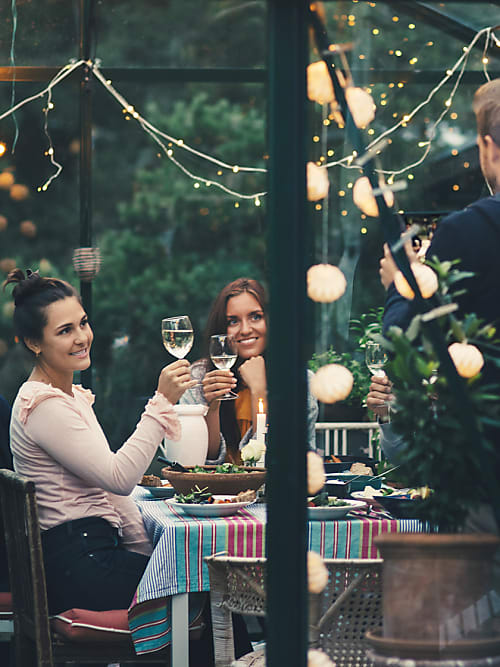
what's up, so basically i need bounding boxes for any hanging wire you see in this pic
[9,0,19,153]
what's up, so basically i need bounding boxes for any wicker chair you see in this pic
[0,468,206,666]
[205,555,383,667]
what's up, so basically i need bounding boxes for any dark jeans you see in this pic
[41,516,149,615]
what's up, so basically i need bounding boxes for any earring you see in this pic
[35,350,40,358]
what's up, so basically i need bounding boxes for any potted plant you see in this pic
[308,308,383,422]
[367,259,500,662]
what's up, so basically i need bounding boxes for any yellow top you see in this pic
[235,387,252,440]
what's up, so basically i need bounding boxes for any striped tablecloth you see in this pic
[128,486,425,654]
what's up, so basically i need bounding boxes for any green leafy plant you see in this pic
[378,260,500,531]
[308,308,384,409]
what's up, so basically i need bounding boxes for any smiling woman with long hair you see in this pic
[181,277,318,463]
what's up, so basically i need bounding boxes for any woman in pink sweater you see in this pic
[5,268,195,614]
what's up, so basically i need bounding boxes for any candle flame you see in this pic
[258,398,264,413]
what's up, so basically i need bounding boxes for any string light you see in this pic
[0,143,6,157]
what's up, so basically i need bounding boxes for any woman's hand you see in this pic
[157,360,197,405]
[239,356,267,396]
[366,374,394,419]
[202,370,237,408]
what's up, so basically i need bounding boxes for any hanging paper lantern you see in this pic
[72,247,101,282]
[311,364,353,403]
[307,61,336,105]
[345,86,376,128]
[308,649,336,667]
[20,220,37,238]
[10,183,30,201]
[448,342,484,378]
[352,176,394,217]
[307,264,346,303]
[394,262,438,300]
[307,450,326,496]
[307,162,330,202]
[0,215,7,231]
[0,172,14,190]
[0,258,16,274]
[307,551,329,594]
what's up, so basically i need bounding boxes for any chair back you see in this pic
[0,468,53,665]
[205,555,383,667]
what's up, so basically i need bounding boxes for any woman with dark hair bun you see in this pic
[4,268,195,614]
[181,277,318,464]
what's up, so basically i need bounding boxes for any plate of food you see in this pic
[139,475,176,498]
[307,494,366,520]
[168,488,257,517]
[375,487,432,520]
[161,463,266,496]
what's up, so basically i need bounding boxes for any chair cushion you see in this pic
[0,592,12,616]
[50,608,131,643]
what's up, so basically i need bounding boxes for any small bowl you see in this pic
[376,495,425,520]
[161,465,266,496]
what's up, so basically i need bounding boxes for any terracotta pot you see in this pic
[366,533,500,661]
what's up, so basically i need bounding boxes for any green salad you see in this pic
[191,463,248,474]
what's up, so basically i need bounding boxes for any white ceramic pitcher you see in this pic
[163,404,209,466]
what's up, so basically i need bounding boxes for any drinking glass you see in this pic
[161,315,194,359]
[209,334,238,400]
[365,341,388,377]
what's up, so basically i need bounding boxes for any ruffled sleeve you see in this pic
[141,391,181,442]
[17,383,88,425]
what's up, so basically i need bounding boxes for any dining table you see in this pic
[128,486,427,666]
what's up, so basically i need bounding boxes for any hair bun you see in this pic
[4,268,43,305]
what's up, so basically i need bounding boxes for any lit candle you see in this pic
[255,397,267,443]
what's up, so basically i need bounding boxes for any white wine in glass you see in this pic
[161,315,194,359]
[365,341,388,377]
[209,334,238,400]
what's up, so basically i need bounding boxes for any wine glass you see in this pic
[209,334,238,400]
[161,315,194,359]
[365,341,388,377]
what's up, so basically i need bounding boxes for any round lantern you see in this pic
[307,61,336,105]
[307,263,346,303]
[310,364,353,403]
[448,342,484,378]
[72,247,101,282]
[307,450,326,496]
[394,262,438,300]
[20,220,37,238]
[0,172,14,190]
[0,258,16,274]
[345,86,376,128]
[0,215,7,231]
[307,551,329,594]
[307,162,330,201]
[352,176,394,217]
[38,258,52,274]
[10,183,30,201]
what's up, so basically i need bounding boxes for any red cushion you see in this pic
[0,592,12,616]
[50,608,131,643]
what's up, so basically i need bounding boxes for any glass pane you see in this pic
[95,0,267,68]
[0,1,77,66]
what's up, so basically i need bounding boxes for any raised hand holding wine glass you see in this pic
[161,315,194,359]
[365,340,388,377]
[209,334,239,400]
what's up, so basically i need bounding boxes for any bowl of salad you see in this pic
[161,463,266,496]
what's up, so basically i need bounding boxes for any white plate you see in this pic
[140,481,175,499]
[168,495,255,517]
[308,498,366,520]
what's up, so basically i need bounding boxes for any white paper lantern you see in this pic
[311,364,354,404]
[307,451,326,496]
[394,262,438,300]
[308,649,336,667]
[307,61,336,105]
[307,264,346,303]
[352,176,394,217]
[448,342,484,378]
[345,86,376,127]
[307,551,329,594]
[307,162,330,202]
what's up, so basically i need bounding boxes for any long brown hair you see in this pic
[203,278,268,459]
